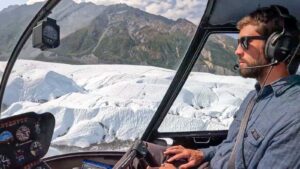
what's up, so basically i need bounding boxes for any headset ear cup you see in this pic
[265,32,281,62]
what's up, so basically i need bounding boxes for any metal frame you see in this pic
[142,0,238,142]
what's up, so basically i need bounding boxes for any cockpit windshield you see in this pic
[0,0,208,157]
[0,1,46,110]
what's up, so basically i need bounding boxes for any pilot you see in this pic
[147,5,300,169]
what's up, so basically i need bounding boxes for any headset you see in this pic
[234,5,300,71]
[265,5,300,64]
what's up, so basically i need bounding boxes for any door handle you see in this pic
[193,137,211,144]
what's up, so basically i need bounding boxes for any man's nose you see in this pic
[235,44,244,57]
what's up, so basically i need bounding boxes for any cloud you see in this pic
[26,0,207,24]
[145,1,173,15]
[84,0,207,24]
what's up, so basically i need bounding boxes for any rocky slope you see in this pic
[0,0,237,75]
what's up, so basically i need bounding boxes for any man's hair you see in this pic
[237,6,300,74]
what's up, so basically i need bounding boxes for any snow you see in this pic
[0,60,255,155]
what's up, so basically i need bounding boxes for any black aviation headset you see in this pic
[264,5,300,64]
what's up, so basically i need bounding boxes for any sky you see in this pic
[0,0,26,11]
[0,0,207,24]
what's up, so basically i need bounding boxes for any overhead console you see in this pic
[0,112,55,169]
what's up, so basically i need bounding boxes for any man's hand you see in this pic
[163,145,204,169]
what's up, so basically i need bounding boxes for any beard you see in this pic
[239,58,269,78]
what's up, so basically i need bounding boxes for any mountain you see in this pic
[196,34,238,75]
[46,4,197,69]
[0,0,237,75]
[0,3,43,60]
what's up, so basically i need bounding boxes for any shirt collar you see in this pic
[254,75,300,100]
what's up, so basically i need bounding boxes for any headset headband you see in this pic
[270,5,295,32]
[271,5,290,18]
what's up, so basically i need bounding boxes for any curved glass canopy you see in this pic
[0,0,208,156]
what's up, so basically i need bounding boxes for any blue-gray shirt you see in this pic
[202,75,300,169]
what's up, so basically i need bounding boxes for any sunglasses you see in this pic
[237,36,268,50]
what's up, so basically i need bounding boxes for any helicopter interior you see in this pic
[0,0,300,169]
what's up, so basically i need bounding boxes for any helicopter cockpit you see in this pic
[0,0,299,169]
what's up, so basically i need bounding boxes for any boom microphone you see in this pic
[233,60,278,70]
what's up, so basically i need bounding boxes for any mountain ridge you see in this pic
[0,1,237,75]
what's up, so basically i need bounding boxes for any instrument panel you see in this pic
[0,112,55,169]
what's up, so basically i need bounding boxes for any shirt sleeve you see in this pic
[257,120,300,169]
[201,146,218,162]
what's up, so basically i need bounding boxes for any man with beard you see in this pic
[145,5,300,169]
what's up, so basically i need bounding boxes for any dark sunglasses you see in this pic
[237,36,268,50]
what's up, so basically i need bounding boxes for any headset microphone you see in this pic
[233,64,239,70]
[233,60,279,70]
